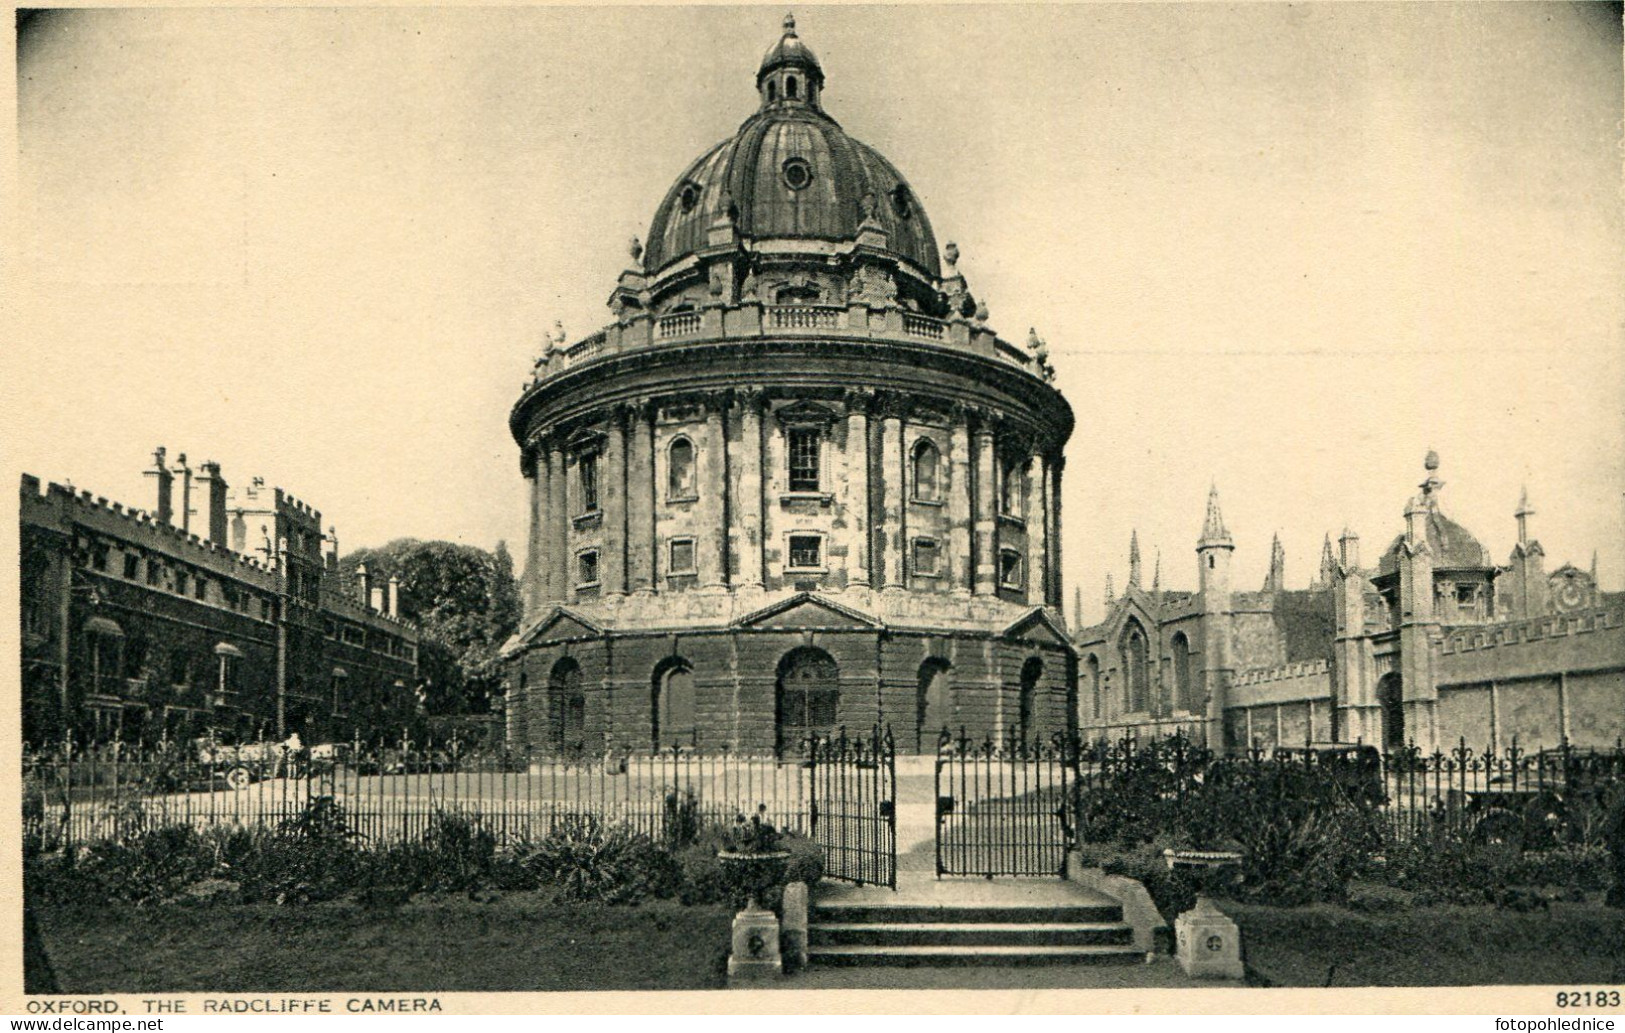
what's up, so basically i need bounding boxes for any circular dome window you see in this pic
[891,185,913,220]
[782,157,813,191]
[679,181,701,213]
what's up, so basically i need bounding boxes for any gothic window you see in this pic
[1086,654,1103,720]
[788,428,821,492]
[668,537,696,576]
[788,535,823,571]
[667,437,697,499]
[912,538,940,578]
[999,549,1023,589]
[1170,632,1193,712]
[1121,622,1150,713]
[911,438,941,502]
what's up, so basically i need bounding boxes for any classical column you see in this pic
[1027,449,1048,608]
[524,446,551,613]
[626,400,656,594]
[1048,454,1065,610]
[880,398,905,591]
[547,436,568,603]
[948,409,972,595]
[700,396,728,589]
[972,413,998,596]
[603,408,627,595]
[737,390,765,590]
[843,391,871,589]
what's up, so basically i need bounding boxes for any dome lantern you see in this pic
[757,13,824,111]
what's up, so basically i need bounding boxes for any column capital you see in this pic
[734,386,768,412]
[842,388,877,414]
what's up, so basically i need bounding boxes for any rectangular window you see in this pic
[123,553,139,580]
[578,549,600,586]
[91,544,109,572]
[175,569,189,596]
[260,598,272,621]
[1000,458,1025,518]
[788,535,823,570]
[999,549,1023,588]
[787,428,821,492]
[147,561,162,587]
[668,538,696,575]
[578,452,600,512]
[194,576,207,601]
[912,538,941,577]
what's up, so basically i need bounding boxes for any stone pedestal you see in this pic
[780,881,808,972]
[1173,897,1244,980]
[727,905,783,983]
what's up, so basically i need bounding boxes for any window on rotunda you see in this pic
[667,437,697,500]
[788,428,821,492]
[788,535,823,571]
[1000,457,1025,519]
[911,438,941,502]
[578,451,600,513]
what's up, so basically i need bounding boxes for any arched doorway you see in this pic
[1018,657,1043,741]
[775,647,839,752]
[651,657,695,750]
[915,658,951,753]
[548,658,586,756]
[1170,632,1193,712]
[1377,673,1405,752]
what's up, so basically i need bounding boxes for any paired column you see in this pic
[972,413,998,596]
[547,438,568,603]
[948,411,972,594]
[1047,454,1065,610]
[626,402,657,594]
[737,391,765,590]
[700,399,728,589]
[1027,450,1048,608]
[521,451,544,615]
[842,392,871,589]
[880,399,905,591]
[603,409,627,595]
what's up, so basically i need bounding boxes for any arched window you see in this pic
[775,647,838,752]
[767,81,777,103]
[1170,632,1193,712]
[915,658,951,753]
[1018,657,1043,741]
[651,658,695,750]
[1120,621,1150,713]
[911,438,941,502]
[1086,654,1102,720]
[548,658,586,757]
[786,75,798,99]
[667,437,697,499]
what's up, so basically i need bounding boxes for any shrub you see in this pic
[662,790,700,849]
[57,824,216,906]
[236,796,365,905]
[523,815,681,905]
[676,827,823,910]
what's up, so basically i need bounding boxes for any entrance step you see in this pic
[808,895,1141,969]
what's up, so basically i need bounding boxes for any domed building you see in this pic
[503,16,1075,755]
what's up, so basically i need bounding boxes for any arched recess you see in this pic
[915,658,952,753]
[651,657,696,750]
[1017,656,1043,741]
[667,437,696,499]
[1377,673,1405,753]
[775,646,839,753]
[1085,654,1103,721]
[1120,619,1150,714]
[911,438,942,502]
[1170,632,1193,713]
[548,658,586,756]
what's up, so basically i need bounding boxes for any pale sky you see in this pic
[10,3,1623,627]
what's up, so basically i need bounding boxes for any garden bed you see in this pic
[33,893,734,993]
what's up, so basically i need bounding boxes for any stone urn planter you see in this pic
[1163,848,1245,980]
[721,808,792,983]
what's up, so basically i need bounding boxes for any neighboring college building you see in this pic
[19,449,419,746]
[1077,453,1625,753]
[503,17,1076,755]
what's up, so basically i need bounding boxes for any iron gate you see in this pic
[935,729,1076,877]
[807,726,896,888]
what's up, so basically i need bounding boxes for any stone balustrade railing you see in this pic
[532,302,1038,381]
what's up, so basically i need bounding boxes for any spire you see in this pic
[1515,485,1534,545]
[1128,531,1142,587]
[1104,573,1115,605]
[1152,549,1162,594]
[1318,533,1336,587]
[1073,585,1084,630]
[1264,532,1286,592]
[1590,550,1599,582]
[1198,483,1233,549]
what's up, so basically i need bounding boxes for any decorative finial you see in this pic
[628,236,643,263]
[783,12,797,36]
[943,241,959,269]
[1424,449,1440,472]
[1027,327,1041,351]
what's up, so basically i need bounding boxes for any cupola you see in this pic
[757,13,824,111]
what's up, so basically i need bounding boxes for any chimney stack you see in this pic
[198,461,229,546]
[371,586,386,612]
[356,563,371,607]
[172,453,194,534]
[387,575,400,617]
[326,526,339,571]
[146,447,174,525]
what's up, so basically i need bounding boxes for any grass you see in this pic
[1227,898,1625,987]
[33,892,733,993]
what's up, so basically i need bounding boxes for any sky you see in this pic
[10,3,1623,628]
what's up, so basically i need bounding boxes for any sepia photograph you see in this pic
[7,1,1624,1011]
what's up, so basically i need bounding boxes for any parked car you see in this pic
[1454,747,1625,849]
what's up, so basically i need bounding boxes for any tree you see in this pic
[335,539,522,718]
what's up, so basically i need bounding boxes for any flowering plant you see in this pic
[722,804,783,855]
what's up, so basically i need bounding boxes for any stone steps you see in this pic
[807,896,1142,968]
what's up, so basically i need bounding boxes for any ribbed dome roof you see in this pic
[1377,510,1494,577]
[642,17,941,278]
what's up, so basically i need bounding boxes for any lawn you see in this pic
[33,893,734,993]
[1228,899,1625,987]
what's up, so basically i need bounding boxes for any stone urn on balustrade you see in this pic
[1163,847,1246,980]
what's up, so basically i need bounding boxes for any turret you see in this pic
[1507,486,1547,617]
[1196,484,1235,752]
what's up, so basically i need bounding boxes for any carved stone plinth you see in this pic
[726,905,784,983]
[1173,897,1244,980]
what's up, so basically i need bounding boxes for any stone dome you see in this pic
[1377,511,1494,577]
[642,17,941,279]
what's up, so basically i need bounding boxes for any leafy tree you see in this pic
[335,539,522,718]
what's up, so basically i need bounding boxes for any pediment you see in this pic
[1002,608,1074,649]
[518,606,604,646]
[772,400,840,427]
[734,593,884,630]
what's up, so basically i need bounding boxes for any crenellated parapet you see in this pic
[1232,658,1332,687]
[1439,606,1621,656]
